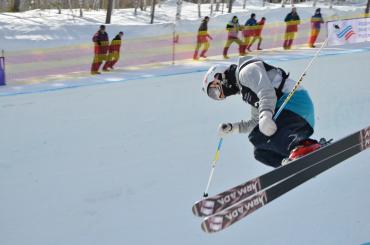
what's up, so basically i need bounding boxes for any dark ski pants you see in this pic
[248,109,314,168]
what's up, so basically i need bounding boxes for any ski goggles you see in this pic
[207,76,225,100]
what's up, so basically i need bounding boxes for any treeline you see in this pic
[1,0,368,16]
[0,0,313,12]
[0,0,150,12]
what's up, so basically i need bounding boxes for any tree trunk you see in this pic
[215,0,220,11]
[134,0,139,15]
[13,0,21,12]
[150,0,155,24]
[57,0,62,14]
[141,0,147,11]
[106,0,113,23]
[176,0,182,21]
[197,0,201,18]
[227,0,233,13]
[366,0,370,16]
[79,0,84,17]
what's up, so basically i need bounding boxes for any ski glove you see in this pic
[218,123,240,137]
[259,111,277,136]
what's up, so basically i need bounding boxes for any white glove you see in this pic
[259,111,277,136]
[217,122,240,137]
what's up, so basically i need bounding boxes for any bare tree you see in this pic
[329,0,333,9]
[140,0,147,11]
[106,0,113,23]
[176,0,182,21]
[57,0,62,14]
[13,0,21,12]
[227,0,233,13]
[134,0,139,15]
[197,0,201,18]
[215,0,220,11]
[150,0,155,24]
[79,0,84,17]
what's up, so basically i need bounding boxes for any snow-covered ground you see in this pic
[0,1,370,245]
[0,0,368,84]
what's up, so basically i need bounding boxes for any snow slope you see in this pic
[0,48,369,245]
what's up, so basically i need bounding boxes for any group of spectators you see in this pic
[90,8,325,73]
[91,25,124,75]
[193,7,324,60]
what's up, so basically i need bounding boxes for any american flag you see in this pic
[336,25,355,40]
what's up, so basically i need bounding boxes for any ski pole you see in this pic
[273,36,330,120]
[203,137,223,197]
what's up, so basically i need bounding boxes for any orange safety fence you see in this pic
[4,12,367,84]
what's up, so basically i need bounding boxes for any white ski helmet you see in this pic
[202,64,229,100]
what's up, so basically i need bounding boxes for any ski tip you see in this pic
[201,221,211,233]
[192,203,200,217]
[201,216,223,234]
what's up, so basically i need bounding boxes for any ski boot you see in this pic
[281,138,332,165]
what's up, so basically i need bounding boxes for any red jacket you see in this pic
[197,20,211,43]
[92,30,109,55]
[284,12,300,33]
[255,19,265,37]
[108,34,122,53]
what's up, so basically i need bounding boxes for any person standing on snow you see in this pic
[247,17,266,51]
[283,7,300,50]
[193,16,213,60]
[243,13,257,52]
[202,57,321,167]
[308,8,324,48]
[103,31,124,71]
[91,25,109,74]
[223,16,246,59]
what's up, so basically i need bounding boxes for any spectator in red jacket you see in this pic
[103,31,124,71]
[283,7,300,50]
[308,8,324,48]
[193,16,213,60]
[91,25,109,75]
[247,17,266,51]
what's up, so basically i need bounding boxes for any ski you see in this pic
[201,126,370,233]
[192,126,370,218]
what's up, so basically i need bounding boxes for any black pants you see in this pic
[248,110,313,168]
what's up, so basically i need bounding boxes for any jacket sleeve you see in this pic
[284,14,290,22]
[238,107,259,134]
[92,32,98,42]
[238,61,277,115]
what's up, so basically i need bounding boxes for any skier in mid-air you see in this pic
[202,57,323,167]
